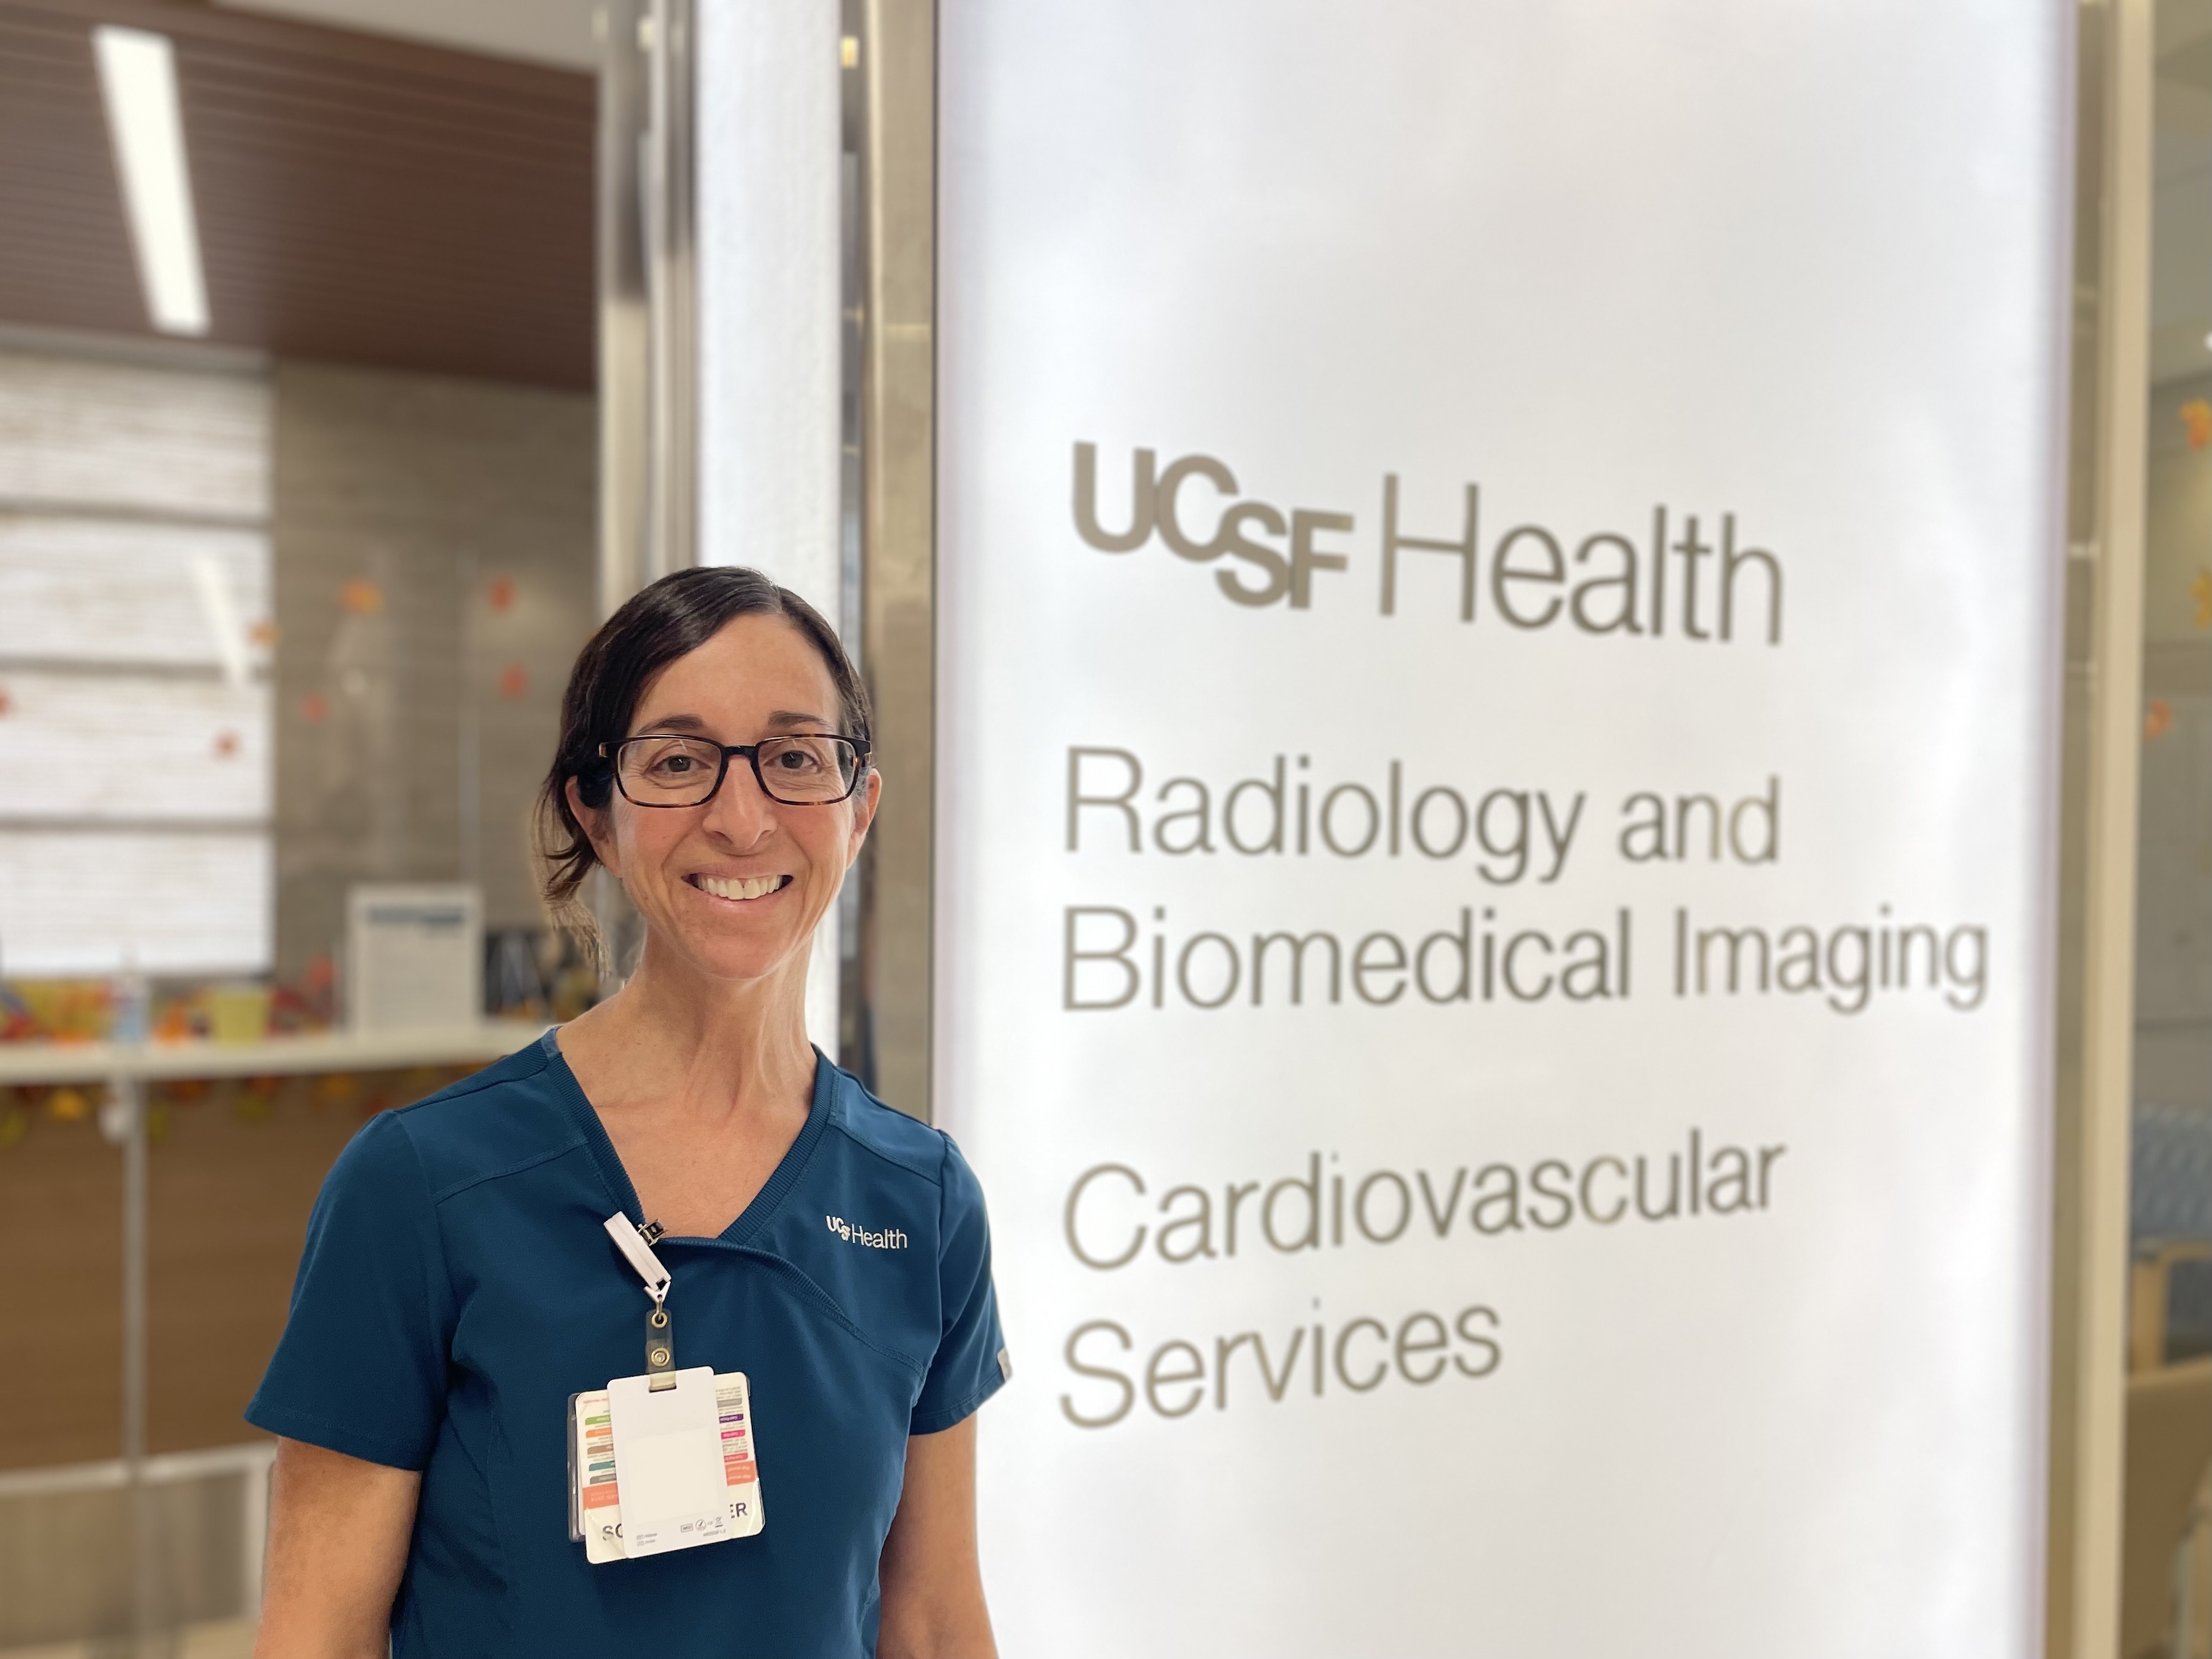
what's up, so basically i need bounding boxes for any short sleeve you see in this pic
[246,1110,455,1469]
[909,1134,1009,1435]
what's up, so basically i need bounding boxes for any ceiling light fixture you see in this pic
[92,26,209,337]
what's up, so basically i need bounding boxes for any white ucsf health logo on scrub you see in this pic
[826,1216,908,1250]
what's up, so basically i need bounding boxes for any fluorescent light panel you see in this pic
[92,26,211,337]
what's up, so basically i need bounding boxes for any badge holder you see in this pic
[570,1214,764,1562]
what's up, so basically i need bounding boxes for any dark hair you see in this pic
[536,566,872,926]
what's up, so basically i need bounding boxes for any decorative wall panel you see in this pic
[0,347,271,976]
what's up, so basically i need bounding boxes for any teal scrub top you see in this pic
[248,1031,1008,1658]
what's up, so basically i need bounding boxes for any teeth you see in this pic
[696,874,786,901]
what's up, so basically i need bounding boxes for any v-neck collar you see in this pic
[541,1027,835,1249]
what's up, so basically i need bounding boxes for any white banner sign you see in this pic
[936,3,2069,1652]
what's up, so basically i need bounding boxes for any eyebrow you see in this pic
[631,710,834,738]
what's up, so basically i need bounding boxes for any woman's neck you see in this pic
[560,930,816,1125]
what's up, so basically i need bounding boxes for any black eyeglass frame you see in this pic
[597,733,874,808]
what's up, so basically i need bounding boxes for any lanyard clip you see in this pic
[603,1212,671,1308]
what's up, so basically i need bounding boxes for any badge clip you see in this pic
[603,1212,671,1303]
[604,1213,679,1390]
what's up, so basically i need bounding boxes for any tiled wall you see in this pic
[270,361,596,983]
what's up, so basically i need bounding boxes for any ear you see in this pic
[843,767,883,868]
[565,775,623,879]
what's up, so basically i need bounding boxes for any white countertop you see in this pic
[0,1022,548,1085]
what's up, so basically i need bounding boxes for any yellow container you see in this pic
[207,983,272,1045]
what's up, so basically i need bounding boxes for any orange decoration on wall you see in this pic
[2145,698,2174,741]
[250,619,278,647]
[341,578,385,616]
[498,662,529,699]
[2182,399,2212,450]
[0,686,11,717]
[486,576,516,613]
[2194,568,2211,631]
[301,692,329,723]
[213,730,240,757]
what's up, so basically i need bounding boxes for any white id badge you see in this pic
[572,1373,764,1563]
[605,1367,729,1556]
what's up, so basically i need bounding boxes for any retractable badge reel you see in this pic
[603,1213,678,1388]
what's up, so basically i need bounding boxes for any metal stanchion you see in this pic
[107,1069,158,1655]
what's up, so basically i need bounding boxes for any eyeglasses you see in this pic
[600,733,871,807]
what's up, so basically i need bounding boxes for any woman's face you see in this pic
[574,613,878,989]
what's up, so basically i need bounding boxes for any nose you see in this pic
[699,753,780,847]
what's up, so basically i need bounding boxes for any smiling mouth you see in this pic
[688,873,794,902]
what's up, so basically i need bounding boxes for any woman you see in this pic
[248,568,1006,1658]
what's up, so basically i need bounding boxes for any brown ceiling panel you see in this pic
[0,0,594,389]
[0,9,147,335]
